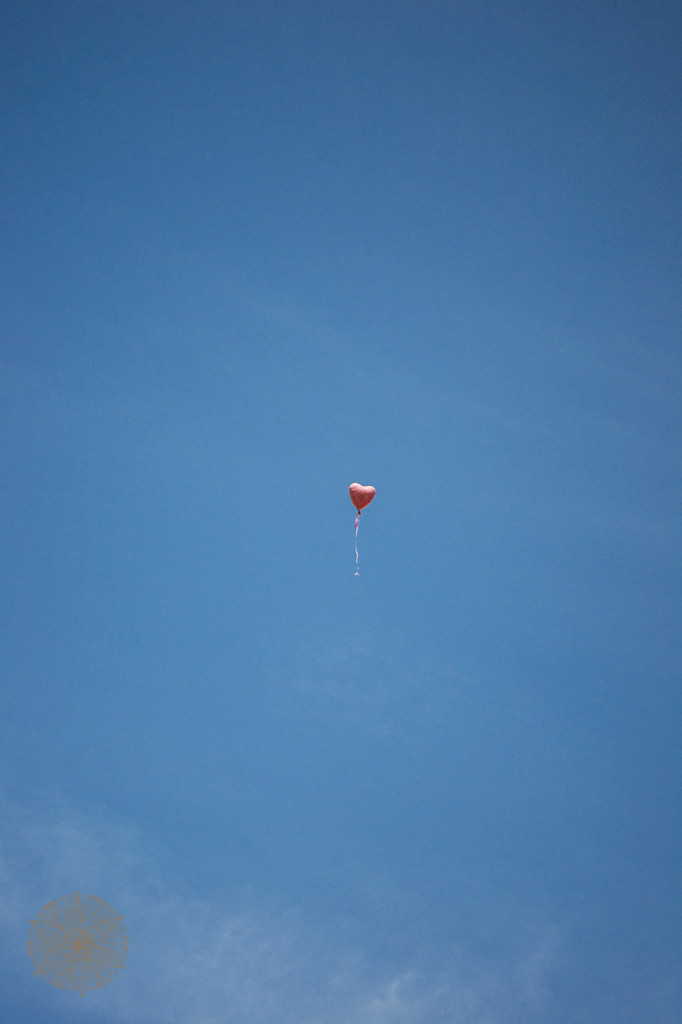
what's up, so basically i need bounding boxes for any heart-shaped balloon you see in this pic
[349,482,376,512]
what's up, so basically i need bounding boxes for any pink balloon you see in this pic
[349,482,376,512]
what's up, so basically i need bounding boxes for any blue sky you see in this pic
[1,2,681,1021]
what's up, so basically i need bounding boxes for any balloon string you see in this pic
[354,511,360,575]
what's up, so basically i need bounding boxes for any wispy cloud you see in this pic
[0,790,564,1024]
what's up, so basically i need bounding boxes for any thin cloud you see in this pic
[0,791,564,1024]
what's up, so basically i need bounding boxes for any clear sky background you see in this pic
[1,2,681,1022]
